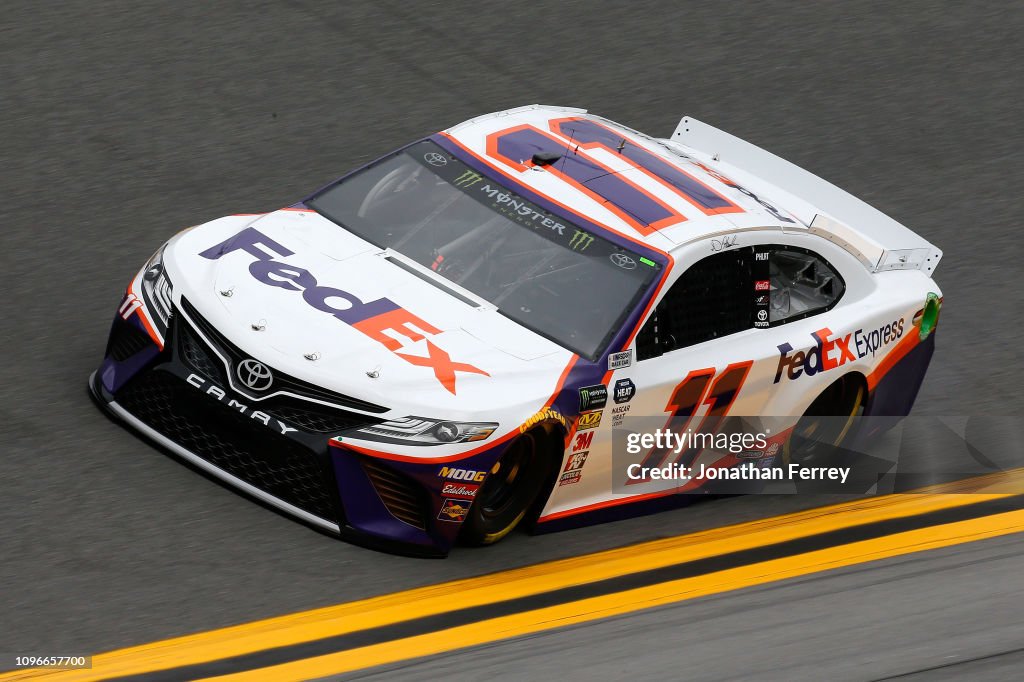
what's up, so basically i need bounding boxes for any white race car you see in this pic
[90,105,942,556]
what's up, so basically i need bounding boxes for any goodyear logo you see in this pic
[577,411,602,431]
[519,408,569,433]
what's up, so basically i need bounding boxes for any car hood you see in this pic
[166,209,575,419]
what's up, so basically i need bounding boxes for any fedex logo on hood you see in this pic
[199,227,488,394]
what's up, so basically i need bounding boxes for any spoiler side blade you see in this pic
[671,116,942,275]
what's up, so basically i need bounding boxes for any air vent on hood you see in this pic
[384,255,481,308]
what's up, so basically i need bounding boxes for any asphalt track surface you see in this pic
[1,0,1022,678]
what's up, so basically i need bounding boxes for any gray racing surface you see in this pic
[344,532,1024,682]
[1,0,1022,672]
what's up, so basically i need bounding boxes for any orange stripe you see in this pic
[866,323,922,390]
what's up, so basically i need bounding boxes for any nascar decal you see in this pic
[199,228,488,394]
[774,321,905,383]
[613,378,635,404]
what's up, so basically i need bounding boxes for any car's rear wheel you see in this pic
[460,429,552,545]
[784,373,866,465]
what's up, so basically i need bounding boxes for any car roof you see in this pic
[441,104,805,254]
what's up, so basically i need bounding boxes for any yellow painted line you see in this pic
[204,508,1024,681]
[4,468,1023,682]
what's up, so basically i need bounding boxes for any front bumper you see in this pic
[90,304,479,557]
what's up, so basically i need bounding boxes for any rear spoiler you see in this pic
[670,116,942,275]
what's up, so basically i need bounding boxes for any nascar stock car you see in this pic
[90,105,943,556]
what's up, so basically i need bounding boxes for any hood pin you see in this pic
[251,319,266,331]
[219,287,234,297]
[304,352,321,361]
[366,366,381,379]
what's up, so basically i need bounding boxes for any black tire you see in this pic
[460,429,552,546]
[784,373,866,465]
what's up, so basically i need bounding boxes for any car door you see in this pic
[540,237,850,517]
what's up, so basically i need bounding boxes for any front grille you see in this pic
[361,457,427,529]
[179,297,388,413]
[174,301,387,435]
[258,401,379,434]
[178,321,223,380]
[107,319,154,361]
[118,370,337,522]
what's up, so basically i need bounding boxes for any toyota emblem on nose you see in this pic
[237,358,273,391]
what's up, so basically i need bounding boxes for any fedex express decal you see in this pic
[200,227,488,394]
[774,320,905,383]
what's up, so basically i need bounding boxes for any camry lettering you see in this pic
[186,373,297,435]
[200,228,488,394]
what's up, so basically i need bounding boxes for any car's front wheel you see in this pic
[460,430,552,545]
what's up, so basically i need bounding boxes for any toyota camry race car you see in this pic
[90,105,942,556]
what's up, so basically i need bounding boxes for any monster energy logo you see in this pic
[453,170,483,188]
[578,384,607,411]
[568,230,595,252]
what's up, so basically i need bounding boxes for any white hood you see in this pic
[165,210,574,420]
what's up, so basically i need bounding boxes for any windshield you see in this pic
[308,140,661,359]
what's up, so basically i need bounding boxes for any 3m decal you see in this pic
[572,430,594,452]
[200,228,488,394]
